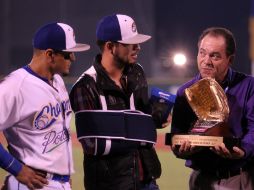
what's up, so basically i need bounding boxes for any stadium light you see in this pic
[173,53,187,66]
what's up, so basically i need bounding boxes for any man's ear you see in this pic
[105,41,114,50]
[45,49,54,58]
[45,49,55,64]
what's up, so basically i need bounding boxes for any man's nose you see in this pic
[133,44,141,51]
[202,54,213,64]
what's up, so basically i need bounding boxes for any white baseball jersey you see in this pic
[0,67,74,175]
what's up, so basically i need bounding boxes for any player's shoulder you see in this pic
[0,69,29,98]
[125,63,146,80]
[132,63,145,73]
[71,66,97,91]
[0,68,27,87]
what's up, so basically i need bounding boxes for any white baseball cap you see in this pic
[96,14,151,44]
[33,22,90,52]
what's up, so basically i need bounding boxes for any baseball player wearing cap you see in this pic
[0,22,90,190]
[70,14,162,190]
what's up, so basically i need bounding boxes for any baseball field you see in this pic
[0,118,191,190]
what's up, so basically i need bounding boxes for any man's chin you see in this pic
[128,60,137,64]
[201,72,214,79]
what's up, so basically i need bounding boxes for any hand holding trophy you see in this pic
[166,77,240,149]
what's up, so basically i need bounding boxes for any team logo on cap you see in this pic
[132,22,137,32]
[69,28,76,40]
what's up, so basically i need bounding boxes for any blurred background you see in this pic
[0,0,253,189]
[1,0,252,92]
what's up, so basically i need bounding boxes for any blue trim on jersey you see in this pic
[23,65,50,84]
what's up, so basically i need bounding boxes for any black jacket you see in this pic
[70,54,161,190]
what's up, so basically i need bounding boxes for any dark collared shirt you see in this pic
[171,68,254,171]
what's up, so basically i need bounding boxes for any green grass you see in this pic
[0,147,191,190]
[157,150,191,190]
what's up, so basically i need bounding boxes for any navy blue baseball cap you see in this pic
[96,14,151,44]
[33,22,90,52]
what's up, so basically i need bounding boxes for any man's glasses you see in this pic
[53,50,73,60]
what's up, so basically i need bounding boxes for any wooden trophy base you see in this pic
[165,133,240,150]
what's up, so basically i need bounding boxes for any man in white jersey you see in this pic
[0,22,90,190]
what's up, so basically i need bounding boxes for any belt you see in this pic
[200,168,245,179]
[34,169,70,183]
[46,173,70,183]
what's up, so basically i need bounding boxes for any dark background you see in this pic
[154,0,250,79]
[0,0,251,87]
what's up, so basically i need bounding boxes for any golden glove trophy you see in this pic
[166,78,240,149]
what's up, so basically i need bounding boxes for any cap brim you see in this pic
[63,43,90,52]
[118,34,151,44]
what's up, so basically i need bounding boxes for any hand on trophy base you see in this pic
[165,131,240,151]
[171,140,205,159]
[210,143,245,159]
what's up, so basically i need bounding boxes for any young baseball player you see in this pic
[0,22,90,190]
[70,14,163,190]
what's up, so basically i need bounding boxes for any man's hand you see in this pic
[210,143,245,159]
[16,165,48,190]
[172,141,202,159]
